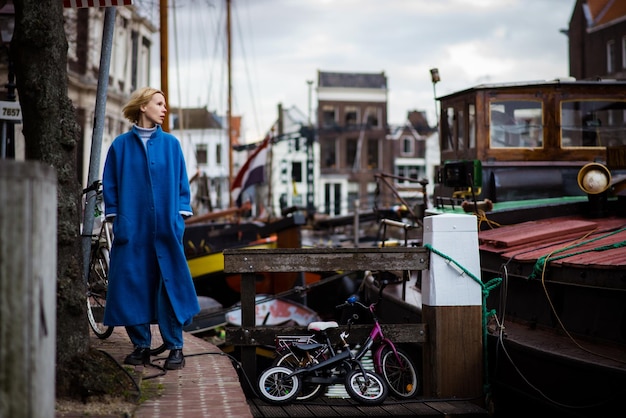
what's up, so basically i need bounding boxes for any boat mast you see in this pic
[227,0,233,207]
[160,0,169,131]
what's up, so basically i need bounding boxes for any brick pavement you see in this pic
[78,327,253,418]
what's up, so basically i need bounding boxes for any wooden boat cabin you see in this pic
[434,79,626,206]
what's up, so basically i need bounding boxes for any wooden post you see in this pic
[421,214,483,401]
[0,160,57,418]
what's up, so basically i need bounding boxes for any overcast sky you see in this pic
[138,0,575,142]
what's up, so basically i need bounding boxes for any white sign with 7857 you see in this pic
[0,100,21,121]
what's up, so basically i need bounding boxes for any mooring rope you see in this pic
[529,226,626,280]
[423,243,502,395]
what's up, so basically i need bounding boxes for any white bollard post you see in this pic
[0,160,57,418]
[422,213,482,306]
[421,213,483,400]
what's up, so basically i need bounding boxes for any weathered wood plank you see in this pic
[246,396,490,417]
[226,324,427,346]
[223,247,430,273]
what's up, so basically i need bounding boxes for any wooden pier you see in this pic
[224,231,488,417]
[247,396,489,417]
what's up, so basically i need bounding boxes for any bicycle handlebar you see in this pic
[82,180,101,195]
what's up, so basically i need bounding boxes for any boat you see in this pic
[225,294,321,327]
[361,79,626,417]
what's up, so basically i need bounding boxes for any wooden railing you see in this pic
[223,248,429,385]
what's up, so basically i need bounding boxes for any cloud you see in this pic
[146,0,574,141]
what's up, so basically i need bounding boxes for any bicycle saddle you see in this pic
[307,321,338,331]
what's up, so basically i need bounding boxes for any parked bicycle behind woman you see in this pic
[102,86,200,370]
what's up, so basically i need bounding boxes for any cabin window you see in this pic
[441,107,455,151]
[561,100,626,147]
[469,104,476,148]
[489,100,543,148]
[322,106,337,128]
[622,36,626,69]
[607,40,615,74]
[457,110,465,150]
[345,106,358,127]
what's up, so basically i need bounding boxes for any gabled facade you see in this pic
[64,5,156,187]
[232,104,318,219]
[386,119,427,203]
[568,0,626,80]
[268,105,319,218]
[169,107,231,214]
[316,70,392,216]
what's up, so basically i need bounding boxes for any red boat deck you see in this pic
[478,216,626,269]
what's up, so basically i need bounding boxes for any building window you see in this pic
[322,105,336,128]
[346,138,358,167]
[396,165,420,184]
[321,138,336,168]
[402,136,413,155]
[292,161,302,182]
[196,144,208,164]
[607,40,615,74]
[345,106,358,126]
[216,143,222,164]
[365,106,380,128]
[367,138,379,169]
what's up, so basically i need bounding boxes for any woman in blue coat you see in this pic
[103,87,200,370]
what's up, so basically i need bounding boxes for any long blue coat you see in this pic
[102,126,200,327]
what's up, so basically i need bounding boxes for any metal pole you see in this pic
[160,0,169,131]
[430,68,440,127]
[82,7,116,284]
[307,80,313,126]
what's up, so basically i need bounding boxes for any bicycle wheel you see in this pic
[87,246,114,339]
[273,352,324,401]
[257,366,301,405]
[380,347,420,398]
[344,369,388,405]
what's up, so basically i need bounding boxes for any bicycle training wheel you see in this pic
[273,352,324,401]
[257,366,300,405]
[87,246,114,339]
[344,369,388,405]
[381,347,420,398]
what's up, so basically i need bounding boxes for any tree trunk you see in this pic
[12,0,89,396]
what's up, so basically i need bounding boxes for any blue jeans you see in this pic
[125,276,183,350]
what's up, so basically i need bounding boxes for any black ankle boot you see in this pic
[164,349,185,370]
[124,347,151,365]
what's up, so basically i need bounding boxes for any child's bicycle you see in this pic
[269,278,420,401]
[258,324,389,405]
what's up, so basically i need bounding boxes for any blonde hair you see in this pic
[122,87,166,123]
